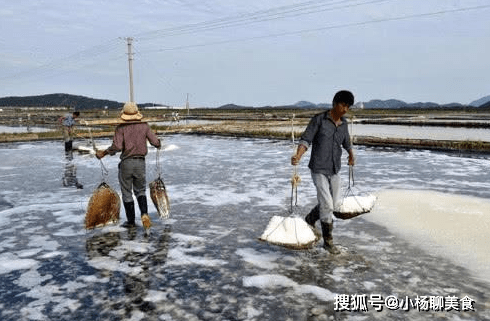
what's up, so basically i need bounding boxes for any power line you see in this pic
[0,38,123,83]
[2,2,488,87]
[141,4,490,53]
[137,0,391,41]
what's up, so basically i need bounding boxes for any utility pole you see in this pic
[125,37,135,102]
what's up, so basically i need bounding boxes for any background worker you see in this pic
[60,111,80,153]
[96,102,161,229]
[291,90,355,254]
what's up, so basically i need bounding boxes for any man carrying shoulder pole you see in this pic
[96,102,161,229]
[291,90,355,254]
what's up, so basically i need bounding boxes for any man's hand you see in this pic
[291,154,301,166]
[95,150,105,159]
[291,144,307,166]
[348,149,355,166]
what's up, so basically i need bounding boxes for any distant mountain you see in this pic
[0,93,159,110]
[363,99,407,109]
[218,103,253,109]
[294,101,317,108]
[0,93,123,110]
[291,101,333,109]
[362,99,467,109]
[480,100,490,108]
[1,93,482,110]
[469,95,490,107]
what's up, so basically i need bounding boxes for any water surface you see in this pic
[0,135,489,320]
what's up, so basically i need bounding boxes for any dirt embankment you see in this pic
[2,110,490,153]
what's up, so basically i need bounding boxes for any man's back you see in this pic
[111,122,160,159]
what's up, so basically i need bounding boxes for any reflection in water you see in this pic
[62,151,83,189]
[85,226,171,318]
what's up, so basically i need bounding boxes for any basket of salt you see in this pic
[334,166,376,220]
[259,170,321,249]
[259,215,321,250]
[259,116,321,249]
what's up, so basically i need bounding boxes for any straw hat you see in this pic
[120,102,143,121]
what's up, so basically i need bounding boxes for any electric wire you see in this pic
[1,1,488,88]
[137,0,391,41]
[141,4,490,53]
[0,38,123,84]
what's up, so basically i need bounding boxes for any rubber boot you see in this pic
[64,141,73,153]
[137,195,152,229]
[122,201,136,228]
[305,204,320,227]
[321,221,340,255]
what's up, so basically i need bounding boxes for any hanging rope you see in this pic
[349,164,355,189]
[336,165,375,219]
[155,142,162,178]
[74,131,94,145]
[258,114,321,250]
[88,128,108,180]
[290,114,301,212]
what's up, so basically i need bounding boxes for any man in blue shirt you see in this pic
[291,90,355,254]
[60,111,80,153]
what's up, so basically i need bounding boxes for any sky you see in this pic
[0,0,489,107]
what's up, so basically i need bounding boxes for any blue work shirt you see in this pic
[299,111,352,176]
[62,114,76,127]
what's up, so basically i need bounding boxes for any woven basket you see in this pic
[85,182,120,229]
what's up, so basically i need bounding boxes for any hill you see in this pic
[480,100,490,108]
[0,93,123,110]
[0,93,484,110]
[469,95,490,107]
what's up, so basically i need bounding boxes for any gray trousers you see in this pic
[311,172,342,224]
[118,158,146,203]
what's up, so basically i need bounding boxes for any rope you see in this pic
[73,131,91,143]
[156,144,162,178]
[290,114,301,212]
[88,128,109,180]
[342,165,368,213]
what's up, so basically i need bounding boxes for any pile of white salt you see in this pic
[338,194,377,214]
[259,216,319,248]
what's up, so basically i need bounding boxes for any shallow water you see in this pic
[0,135,489,320]
[350,123,490,142]
[0,125,54,134]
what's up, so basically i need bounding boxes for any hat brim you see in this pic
[120,112,143,121]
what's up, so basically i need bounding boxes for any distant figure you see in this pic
[60,111,80,153]
[96,102,161,229]
[291,90,355,254]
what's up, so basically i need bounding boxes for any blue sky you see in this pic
[0,0,489,107]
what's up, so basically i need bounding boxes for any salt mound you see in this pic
[163,144,179,151]
[259,216,319,249]
[339,194,376,214]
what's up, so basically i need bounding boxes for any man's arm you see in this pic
[347,148,355,166]
[291,114,321,165]
[146,125,161,148]
[96,127,122,159]
[291,144,307,165]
